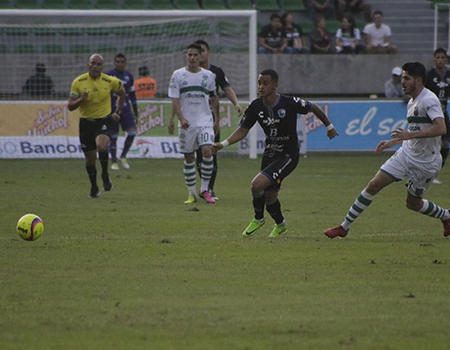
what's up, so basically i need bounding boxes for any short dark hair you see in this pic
[194,39,209,51]
[270,13,280,21]
[115,53,126,61]
[259,69,278,82]
[36,63,46,74]
[138,66,149,76]
[186,43,202,53]
[373,10,383,17]
[402,62,427,83]
[434,47,448,57]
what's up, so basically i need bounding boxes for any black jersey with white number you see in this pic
[240,94,312,157]
[426,68,450,110]
[209,64,231,94]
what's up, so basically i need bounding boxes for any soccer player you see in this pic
[68,54,125,198]
[425,47,450,184]
[324,62,450,239]
[212,69,338,238]
[106,53,139,170]
[168,43,219,204]
[192,39,243,201]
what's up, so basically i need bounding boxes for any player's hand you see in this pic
[235,104,243,117]
[327,128,339,139]
[168,119,175,135]
[391,128,409,140]
[179,118,189,130]
[376,140,393,153]
[213,123,220,136]
[211,142,223,154]
[111,112,120,122]
[80,91,89,102]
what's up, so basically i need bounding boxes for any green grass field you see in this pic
[1,154,450,350]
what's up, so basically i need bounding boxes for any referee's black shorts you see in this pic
[79,116,113,152]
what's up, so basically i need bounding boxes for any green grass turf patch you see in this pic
[1,154,450,349]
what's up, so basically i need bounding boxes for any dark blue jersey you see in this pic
[209,64,230,94]
[240,94,312,157]
[426,68,450,111]
[106,68,137,111]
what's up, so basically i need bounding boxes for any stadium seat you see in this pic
[326,20,341,34]
[15,44,35,54]
[85,27,111,36]
[69,44,91,54]
[122,0,150,9]
[68,0,94,8]
[124,45,145,54]
[4,27,28,36]
[148,0,173,9]
[14,0,43,8]
[59,27,84,35]
[201,0,227,9]
[299,20,314,34]
[164,22,187,35]
[43,44,64,53]
[0,44,8,54]
[173,0,200,9]
[0,0,15,8]
[111,26,137,35]
[42,0,69,8]
[216,21,245,35]
[148,45,172,53]
[187,21,210,35]
[139,24,164,36]
[227,0,252,9]
[254,0,279,11]
[32,27,57,36]
[97,44,118,53]
[95,0,121,8]
[280,0,305,12]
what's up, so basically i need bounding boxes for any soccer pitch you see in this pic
[1,154,450,350]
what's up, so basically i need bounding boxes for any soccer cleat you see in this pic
[184,194,197,204]
[242,218,265,237]
[111,162,119,171]
[119,158,130,170]
[268,223,288,238]
[200,190,216,204]
[442,218,450,237]
[102,175,113,191]
[324,225,349,239]
[89,186,101,199]
[210,191,219,201]
[432,178,442,185]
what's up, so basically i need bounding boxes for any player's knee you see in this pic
[366,179,381,195]
[250,179,264,193]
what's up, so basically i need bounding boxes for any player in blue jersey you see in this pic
[213,69,338,237]
[106,53,139,170]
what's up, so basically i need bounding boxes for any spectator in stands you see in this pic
[22,63,54,98]
[281,13,310,54]
[384,66,407,99]
[337,0,372,23]
[134,66,157,99]
[305,0,335,21]
[363,11,397,54]
[335,16,365,54]
[258,13,296,54]
[310,16,335,54]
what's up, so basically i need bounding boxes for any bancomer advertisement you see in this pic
[0,100,408,158]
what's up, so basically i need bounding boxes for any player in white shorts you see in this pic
[168,43,219,204]
[325,62,450,239]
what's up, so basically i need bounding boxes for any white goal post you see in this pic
[0,9,258,158]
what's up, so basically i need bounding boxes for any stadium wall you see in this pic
[2,53,432,98]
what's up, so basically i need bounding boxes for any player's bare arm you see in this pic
[68,92,89,111]
[375,139,402,153]
[311,103,339,139]
[223,87,243,116]
[210,94,220,135]
[112,87,126,122]
[212,127,249,153]
[392,118,446,140]
[171,98,189,130]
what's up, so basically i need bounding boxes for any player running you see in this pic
[324,62,450,239]
[168,43,219,204]
[212,69,338,237]
[106,53,139,171]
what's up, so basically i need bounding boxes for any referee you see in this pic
[68,54,126,198]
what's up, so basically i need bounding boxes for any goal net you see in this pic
[0,9,258,158]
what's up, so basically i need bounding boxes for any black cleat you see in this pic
[89,186,101,199]
[102,175,113,191]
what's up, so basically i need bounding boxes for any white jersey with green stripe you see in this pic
[168,67,216,128]
[403,87,444,163]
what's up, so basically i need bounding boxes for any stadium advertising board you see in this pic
[0,100,408,158]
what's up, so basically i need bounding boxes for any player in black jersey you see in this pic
[194,40,243,201]
[212,69,338,238]
[426,47,450,184]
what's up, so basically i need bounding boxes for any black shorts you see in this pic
[443,112,450,141]
[79,116,113,152]
[260,154,299,191]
